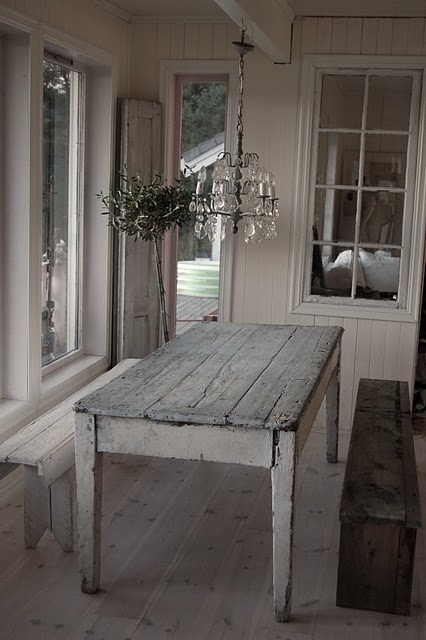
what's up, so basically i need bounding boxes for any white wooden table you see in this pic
[74,322,343,622]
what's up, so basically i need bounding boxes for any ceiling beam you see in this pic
[213,0,293,63]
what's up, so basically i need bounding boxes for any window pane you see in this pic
[360,192,404,245]
[42,61,82,366]
[311,245,355,297]
[316,132,360,186]
[357,248,400,300]
[364,135,407,188]
[314,188,356,243]
[319,74,365,129]
[367,76,412,131]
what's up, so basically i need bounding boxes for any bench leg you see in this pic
[325,366,340,463]
[51,469,74,552]
[23,466,50,549]
[271,432,296,622]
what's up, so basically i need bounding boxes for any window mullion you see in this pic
[352,75,369,299]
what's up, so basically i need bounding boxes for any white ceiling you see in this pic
[99,0,426,21]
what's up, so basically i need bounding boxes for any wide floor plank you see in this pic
[0,427,425,639]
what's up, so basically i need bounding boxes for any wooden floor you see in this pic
[0,426,425,639]
[176,295,218,335]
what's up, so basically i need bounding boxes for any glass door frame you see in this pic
[160,60,237,340]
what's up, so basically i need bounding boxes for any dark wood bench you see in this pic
[336,378,421,615]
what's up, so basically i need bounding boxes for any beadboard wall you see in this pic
[127,16,426,431]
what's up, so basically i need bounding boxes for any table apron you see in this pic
[95,417,275,468]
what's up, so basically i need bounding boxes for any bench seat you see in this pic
[336,378,421,615]
[0,358,138,551]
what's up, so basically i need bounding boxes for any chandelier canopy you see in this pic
[189,24,279,244]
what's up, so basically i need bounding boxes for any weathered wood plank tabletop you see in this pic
[74,322,343,622]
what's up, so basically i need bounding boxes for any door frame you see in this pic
[160,59,237,338]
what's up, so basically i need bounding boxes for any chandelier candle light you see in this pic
[189,24,279,244]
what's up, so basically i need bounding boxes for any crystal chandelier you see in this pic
[189,24,279,244]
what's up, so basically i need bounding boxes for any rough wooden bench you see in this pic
[336,378,421,615]
[0,358,138,551]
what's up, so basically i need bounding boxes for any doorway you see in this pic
[169,74,229,337]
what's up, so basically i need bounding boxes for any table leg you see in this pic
[271,431,296,622]
[75,412,103,593]
[325,364,340,463]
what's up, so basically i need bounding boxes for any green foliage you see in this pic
[181,82,227,154]
[99,174,192,243]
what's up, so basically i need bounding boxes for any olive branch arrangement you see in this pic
[99,174,192,343]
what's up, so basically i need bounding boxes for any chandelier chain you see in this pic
[236,54,245,138]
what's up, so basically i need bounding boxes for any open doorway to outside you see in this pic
[174,76,228,336]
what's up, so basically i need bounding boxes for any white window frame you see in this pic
[0,9,117,440]
[41,54,86,376]
[289,55,426,323]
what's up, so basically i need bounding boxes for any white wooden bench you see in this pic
[0,359,138,551]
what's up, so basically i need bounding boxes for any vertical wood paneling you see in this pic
[300,17,317,54]
[340,318,358,431]
[226,22,240,59]
[198,24,213,59]
[353,320,373,409]
[368,322,386,379]
[384,322,402,378]
[129,24,157,100]
[212,23,227,59]
[156,23,172,60]
[392,18,409,55]
[331,18,348,54]
[361,18,378,54]
[376,18,394,55]
[170,23,185,59]
[314,316,330,326]
[316,18,332,54]
[184,23,199,59]
[346,18,363,54]
[399,323,418,388]
[291,16,303,63]
[407,19,425,55]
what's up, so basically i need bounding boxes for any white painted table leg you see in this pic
[75,412,103,593]
[325,364,340,463]
[271,431,296,622]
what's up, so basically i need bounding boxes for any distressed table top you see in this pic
[74,322,343,431]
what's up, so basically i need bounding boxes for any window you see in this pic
[298,66,421,311]
[0,18,115,438]
[42,59,84,366]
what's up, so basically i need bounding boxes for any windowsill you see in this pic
[290,299,417,322]
[41,353,110,404]
[0,354,109,443]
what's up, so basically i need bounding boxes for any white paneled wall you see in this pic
[128,16,426,432]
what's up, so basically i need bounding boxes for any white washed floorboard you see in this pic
[0,428,425,639]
